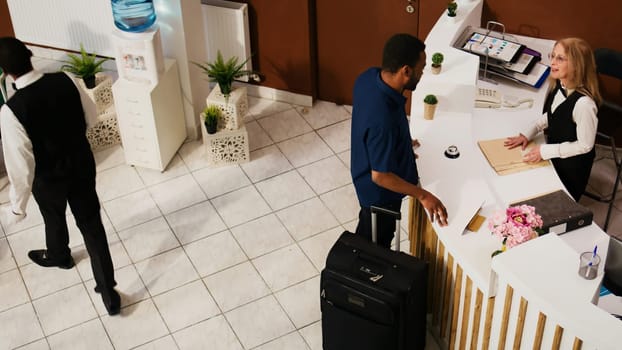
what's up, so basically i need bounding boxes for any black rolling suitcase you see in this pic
[320,206,428,350]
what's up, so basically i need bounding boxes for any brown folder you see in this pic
[477,138,550,175]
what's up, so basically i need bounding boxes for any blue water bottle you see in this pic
[111,0,157,33]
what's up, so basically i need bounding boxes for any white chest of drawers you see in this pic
[112,59,187,171]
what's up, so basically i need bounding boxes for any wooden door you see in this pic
[315,0,421,105]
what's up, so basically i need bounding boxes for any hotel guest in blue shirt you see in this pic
[351,33,448,248]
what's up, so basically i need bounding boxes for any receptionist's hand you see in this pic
[522,145,542,163]
[504,134,528,150]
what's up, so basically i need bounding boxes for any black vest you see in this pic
[541,80,595,200]
[7,72,93,178]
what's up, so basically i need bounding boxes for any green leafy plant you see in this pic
[193,51,253,100]
[60,44,109,88]
[431,52,444,67]
[424,94,438,105]
[447,1,458,17]
[203,105,221,134]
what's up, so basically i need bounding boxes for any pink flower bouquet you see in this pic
[489,204,543,257]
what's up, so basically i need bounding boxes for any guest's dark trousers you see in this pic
[31,159,116,291]
[355,201,402,248]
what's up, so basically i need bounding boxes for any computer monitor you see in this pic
[604,236,622,296]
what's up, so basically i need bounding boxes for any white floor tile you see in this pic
[152,280,220,332]
[276,197,340,241]
[0,303,44,350]
[277,132,333,168]
[252,244,317,291]
[184,230,247,277]
[337,150,350,168]
[177,140,210,172]
[230,214,293,259]
[241,145,293,183]
[148,174,207,214]
[257,109,313,143]
[75,234,132,281]
[117,217,179,263]
[193,164,251,198]
[246,120,274,151]
[103,189,161,231]
[0,269,29,313]
[47,318,113,350]
[95,165,144,202]
[275,276,321,329]
[0,238,17,274]
[136,154,189,186]
[211,186,271,227]
[14,338,49,350]
[0,200,44,235]
[5,225,45,267]
[204,261,271,312]
[296,100,351,130]
[254,331,310,350]
[256,171,315,211]
[299,321,322,350]
[319,184,359,224]
[32,284,97,335]
[101,299,169,350]
[225,295,295,349]
[135,247,199,296]
[173,315,243,350]
[86,264,149,316]
[133,335,178,350]
[248,96,293,119]
[165,201,227,244]
[317,119,351,154]
[20,263,81,300]
[297,156,351,194]
[94,145,126,173]
[298,227,344,271]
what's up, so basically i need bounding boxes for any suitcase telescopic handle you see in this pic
[370,206,401,251]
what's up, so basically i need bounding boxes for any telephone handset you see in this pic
[475,87,502,108]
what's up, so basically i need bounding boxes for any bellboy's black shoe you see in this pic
[101,289,121,316]
[28,250,75,269]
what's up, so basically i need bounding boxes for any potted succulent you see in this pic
[202,105,221,134]
[423,94,438,120]
[60,44,110,89]
[447,1,458,17]
[193,50,254,102]
[431,52,444,74]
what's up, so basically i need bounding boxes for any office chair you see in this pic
[585,48,622,231]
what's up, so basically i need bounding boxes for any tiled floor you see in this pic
[1,76,621,349]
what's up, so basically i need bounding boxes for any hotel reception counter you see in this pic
[406,1,622,349]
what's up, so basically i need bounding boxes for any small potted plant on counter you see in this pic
[447,1,458,18]
[423,94,438,120]
[203,105,221,134]
[431,52,444,74]
[60,44,110,89]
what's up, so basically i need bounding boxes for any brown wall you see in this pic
[239,0,316,97]
[482,0,622,105]
[0,0,14,37]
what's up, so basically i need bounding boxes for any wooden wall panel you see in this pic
[0,0,14,37]
[237,0,316,97]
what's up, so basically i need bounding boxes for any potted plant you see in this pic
[447,1,458,17]
[202,105,221,134]
[193,50,253,102]
[60,44,110,89]
[423,94,438,120]
[431,52,444,74]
